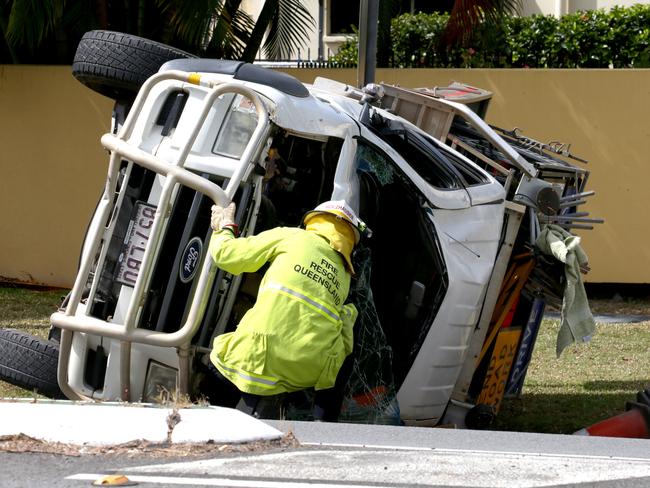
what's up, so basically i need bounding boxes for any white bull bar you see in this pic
[51,70,270,400]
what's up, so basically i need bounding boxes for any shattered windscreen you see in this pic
[337,246,401,424]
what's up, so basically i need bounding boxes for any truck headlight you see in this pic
[143,361,178,403]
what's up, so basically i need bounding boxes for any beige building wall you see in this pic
[0,66,648,287]
[0,66,112,288]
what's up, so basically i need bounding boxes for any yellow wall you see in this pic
[0,66,112,287]
[1,66,648,286]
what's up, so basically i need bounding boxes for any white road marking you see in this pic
[303,441,650,461]
[98,447,650,488]
[66,473,394,488]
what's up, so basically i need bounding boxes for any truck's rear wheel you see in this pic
[72,30,197,100]
[0,328,65,399]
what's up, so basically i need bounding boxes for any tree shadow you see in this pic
[492,390,647,435]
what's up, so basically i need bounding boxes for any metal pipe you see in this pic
[52,213,223,348]
[52,77,271,400]
[102,85,270,334]
[64,151,122,317]
[557,211,589,218]
[439,99,537,178]
[318,0,324,61]
[117,70,212,141]
[101,135,229,204]
[56,329,87,400]
[178,343,191,396]
[557,223,595,230]
[547,216,604,223]
[561,190,595,202]
[560,199,586,208]
[357,0,378,87]
[448,135,509,176]
[120,341,131,401]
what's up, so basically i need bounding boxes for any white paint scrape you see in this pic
[0,400,282,446]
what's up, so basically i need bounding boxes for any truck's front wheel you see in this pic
[72,30,197,100]
[0,328,65,399]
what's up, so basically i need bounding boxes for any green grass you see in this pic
[0,286,648,434]
[493,319,650,434]
[0,286,66,330]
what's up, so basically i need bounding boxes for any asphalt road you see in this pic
[2,420,650,488]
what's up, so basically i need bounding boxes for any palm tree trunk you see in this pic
[208,0,243,58]
[240,0,277,63]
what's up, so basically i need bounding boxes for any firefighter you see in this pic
[207,200,366,420]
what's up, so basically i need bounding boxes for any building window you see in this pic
[327,0,447,36]
[329,0,360,34]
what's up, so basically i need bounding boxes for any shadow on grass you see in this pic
[493,389,648,435]
[582,379,650,391]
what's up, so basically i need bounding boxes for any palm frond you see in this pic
[5,0,65,50]
[208,5,254,58]
[157,0,224,49]
[263,0,315,60]
[445,0,521,44]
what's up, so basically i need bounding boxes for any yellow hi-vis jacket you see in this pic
[208,227,358,396]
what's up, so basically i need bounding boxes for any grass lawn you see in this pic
[0,286,648,434]
[493,319,650,434]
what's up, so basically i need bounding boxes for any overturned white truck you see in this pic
[0,31,601,427]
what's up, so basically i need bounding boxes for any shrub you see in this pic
[329,5,650,68]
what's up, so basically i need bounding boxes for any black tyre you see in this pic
[0,328,65,399]
[72,30,197,100]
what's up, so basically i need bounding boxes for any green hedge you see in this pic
[329,5,650,68]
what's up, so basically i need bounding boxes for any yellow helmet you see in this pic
[302,200,368,244]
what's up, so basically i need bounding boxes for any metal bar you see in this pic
[528,207,538,245]
[52,82,270,352]
[118,70,211,141]
[357,0,378,87]
[64,150,123,317]
[447,135,510,176]
[56,329,87,401]
[120,342,131,401]
[102,136,229,205]
[178,345,191,396]
[559,199,586,208]
[560,190,595,202]
[442,100,537,178]
[557,211,589,218]
[547,216,604,223]
[556,223,595,230]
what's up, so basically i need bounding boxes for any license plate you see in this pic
[116,202,156,287]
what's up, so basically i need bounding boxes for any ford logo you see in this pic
[179,237,203,283]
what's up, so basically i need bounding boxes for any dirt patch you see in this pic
[588,298,650,316]
[0,431,300,458]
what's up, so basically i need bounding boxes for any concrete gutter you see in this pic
[0,399,282,445]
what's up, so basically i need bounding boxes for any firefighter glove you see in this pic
[211,202,238,234]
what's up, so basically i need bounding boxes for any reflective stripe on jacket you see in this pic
[208,227,358,396]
